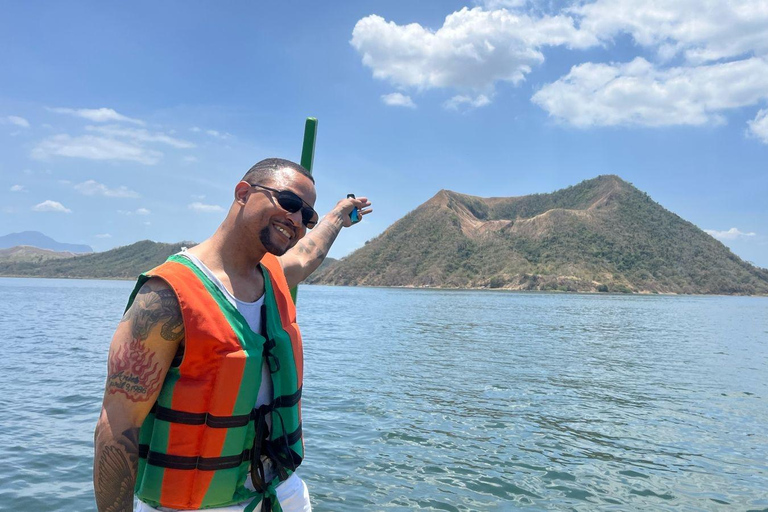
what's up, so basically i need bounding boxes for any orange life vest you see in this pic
[130,253,304,510]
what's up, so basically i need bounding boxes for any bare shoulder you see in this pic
[121,277,184,343]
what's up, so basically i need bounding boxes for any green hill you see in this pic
[0,241,331,281]
[0,240,192,279]
[307,175,768,295]
[0,246,77,263]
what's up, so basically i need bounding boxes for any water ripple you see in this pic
[1,279,767,511]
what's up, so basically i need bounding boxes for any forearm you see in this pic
[289,209,345,280]
[94,413,140,512]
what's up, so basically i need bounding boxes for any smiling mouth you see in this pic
[274,224,292,240]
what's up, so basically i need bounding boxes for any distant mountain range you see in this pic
[306,175,768,295]
[0,231,92,253]
[3,178,766,295]
[0,240,190,279]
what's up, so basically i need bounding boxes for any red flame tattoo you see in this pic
[107,337,164,402]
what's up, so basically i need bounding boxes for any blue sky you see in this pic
[1,0,766,267]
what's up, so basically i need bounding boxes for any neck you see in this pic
[190,218,267,279]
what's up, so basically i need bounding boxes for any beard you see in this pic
[259,224,290,256]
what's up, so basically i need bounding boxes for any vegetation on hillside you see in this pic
[307,176,768,295]
[0,241,192,279]
[0,246,77,263]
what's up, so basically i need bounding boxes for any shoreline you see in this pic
[2,274,766,298]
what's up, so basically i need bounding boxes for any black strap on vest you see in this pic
[249,408,303,490]
[150,403,253,428]
[148,386,301,428]
[138,444,252,471]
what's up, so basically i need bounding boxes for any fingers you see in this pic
[336,195,372,226]
[351,196,371,208]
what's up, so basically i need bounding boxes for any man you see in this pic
[94,158,371,512]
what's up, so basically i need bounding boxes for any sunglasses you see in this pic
[248,183,318,229]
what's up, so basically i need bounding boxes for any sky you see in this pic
[1,0,766,267]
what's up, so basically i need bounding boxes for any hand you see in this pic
[335,195,372,227]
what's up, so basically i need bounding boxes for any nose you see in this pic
[286,209,303,228]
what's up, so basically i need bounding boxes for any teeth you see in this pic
[275,225,291,238]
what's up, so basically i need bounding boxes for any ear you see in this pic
[234,181,251,206]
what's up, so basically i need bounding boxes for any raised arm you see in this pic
[279,195,372,289]
[93,278,184,512]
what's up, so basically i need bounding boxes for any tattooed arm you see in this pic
[94,278,184,512]
[280,195,372,288]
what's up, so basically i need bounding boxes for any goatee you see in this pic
[259,225,289,256]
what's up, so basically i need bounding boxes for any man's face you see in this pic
[249,169,317,256]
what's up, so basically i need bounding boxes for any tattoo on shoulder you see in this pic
[123,282,184,342]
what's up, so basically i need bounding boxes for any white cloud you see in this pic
[351,8,597,93]
[381,93,416,108]
[32,134,163,165]
[74,180,140,198]
[532,57,768,127]
[190,126,201,133]
[352,0,768,139]
[10,185,25,192]
[479,0,527,9]
[118,208,151,215]
[5,115,30,128]
[49,107,144,125]
[33,200,71,213]
[574,0,768,64]
[705,227,757,240]
[206,129,231,139]
[95,233,112,238]
[747,108,768,144]
[183,155,198,163]
[85,125,195,149]
[188,202,224,213]
[444,94,492,110]
[31,123,193,165]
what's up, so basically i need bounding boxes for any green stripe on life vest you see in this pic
[263,274,301,458]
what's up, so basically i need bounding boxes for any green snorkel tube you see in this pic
[291,117,318,303]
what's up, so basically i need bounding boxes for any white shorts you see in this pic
[135,473,311,512]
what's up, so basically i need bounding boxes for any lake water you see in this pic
[0,278,767,511]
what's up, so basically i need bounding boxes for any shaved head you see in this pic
[242,158,315,186]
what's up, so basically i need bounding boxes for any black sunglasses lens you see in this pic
[301,208,317,228]
[277,191,317,228]
[276,192,302,213]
